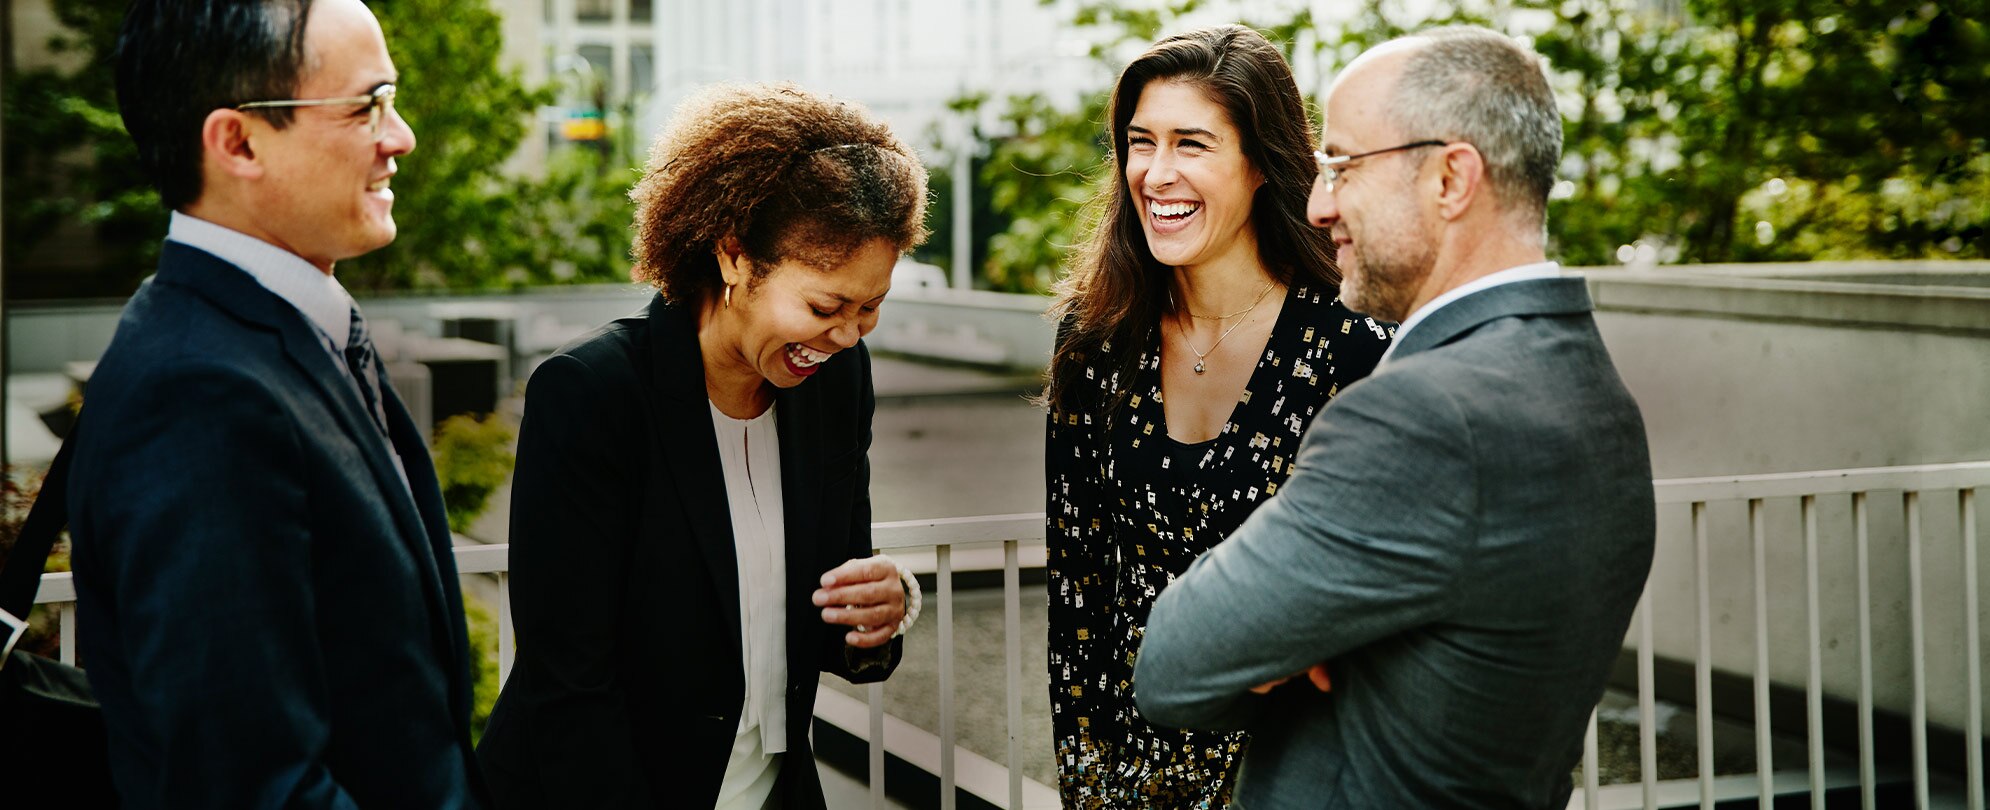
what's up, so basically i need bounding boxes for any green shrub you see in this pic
[463,590,502,743]
[431,414,517,536]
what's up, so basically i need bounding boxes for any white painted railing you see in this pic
[25,462,1987,810]
[1596,461,1987,810]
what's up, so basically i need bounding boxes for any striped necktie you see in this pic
[345,304,391,438]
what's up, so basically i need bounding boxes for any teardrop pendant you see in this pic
[1194,361,1206,374]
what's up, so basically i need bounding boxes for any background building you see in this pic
[501,0,1102,168]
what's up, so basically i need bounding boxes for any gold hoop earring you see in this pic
[723,283,734,309]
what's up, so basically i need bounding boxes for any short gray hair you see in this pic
[1389,27,1561,226]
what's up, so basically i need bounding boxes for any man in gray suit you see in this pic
[1134,26,1656,809]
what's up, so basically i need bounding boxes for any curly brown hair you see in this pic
[630,82,930,302]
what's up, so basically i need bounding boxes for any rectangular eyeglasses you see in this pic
[237,84,398,142]
[1314,139,1448,192]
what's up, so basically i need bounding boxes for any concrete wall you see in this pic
[4,284,655,376]
[1586,263,1990,736]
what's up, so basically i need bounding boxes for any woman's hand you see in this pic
[1249,663,1333,695]
[813,555,906,649]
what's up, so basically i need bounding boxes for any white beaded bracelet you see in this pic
[890,556,922,638]
[852,555,922,639]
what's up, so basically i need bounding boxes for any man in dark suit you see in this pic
[1134,27,1657,808]
[66,0,485,806]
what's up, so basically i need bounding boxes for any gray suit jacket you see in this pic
[1134,277,1655,809]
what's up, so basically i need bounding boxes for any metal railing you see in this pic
[25,462,1988,810]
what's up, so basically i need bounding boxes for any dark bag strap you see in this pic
[0,419,79,621]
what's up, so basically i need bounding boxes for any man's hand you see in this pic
[1249,663,1333,695]
[813,556,906,649]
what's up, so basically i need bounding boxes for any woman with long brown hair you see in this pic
[1043,25,1392,807]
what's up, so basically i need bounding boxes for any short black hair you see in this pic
[115,0,316,210]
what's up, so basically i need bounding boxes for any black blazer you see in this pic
[477,294,901,809]
[67,242,485,809]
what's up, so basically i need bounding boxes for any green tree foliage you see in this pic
[1534,0,1990,264]
[2,0,636,299]
[463,590,501,742]
[952,0,1986,287]
[2,0,164,297]
[342,0,637,291]
[430,413,516,536]
[933,92,1108,294]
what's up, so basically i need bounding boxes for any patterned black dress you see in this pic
[1046,285,1392,808]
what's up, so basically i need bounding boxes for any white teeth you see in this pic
[368,178,390,192]
[1148,201,1200,218]
[787,343,830,368]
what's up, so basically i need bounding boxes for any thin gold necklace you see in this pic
[1172,281,1276,375]
[1184,280,1275,320]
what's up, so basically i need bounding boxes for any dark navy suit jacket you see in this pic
[67,242,486,809]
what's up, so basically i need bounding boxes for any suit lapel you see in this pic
[644,295,745,664]
[775,374,823,656]
[381,379,470,701]
[1386,277,1594,363]
[155,244,457,667]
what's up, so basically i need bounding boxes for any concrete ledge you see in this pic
[1581,268,1990,336]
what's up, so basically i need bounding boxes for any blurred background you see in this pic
[2,2,1986,808]
[4,0,1984,301]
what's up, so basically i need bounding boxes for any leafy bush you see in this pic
[463,590,502,743]
[0,468,68,658]
[940,0,1989,281]
[431,414,517,536]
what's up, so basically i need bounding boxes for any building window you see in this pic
[631,44,654,96]
[576,0,611,22]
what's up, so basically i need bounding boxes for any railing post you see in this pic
[937,544,955,810]
[1962,488,1984,810]
[870,680,885,809]
[1803,495,1825,810]
[1004,539,1023,809]
[58,602,75,665]
[1750,498,1772,809]
[1907,491,1929,810]
[1694,501,1714,810]
[497,572,515,687]
[1639,590,1657,810]
[1855,492,1876,810]
[1583,708,1599,810]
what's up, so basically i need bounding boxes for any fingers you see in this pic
[816,556,908,647]
[819,556,895,589]
[819,602,904,629]
[812,578,901,611]
[1306,663,1333,693]
[844,622,896,649]
[1249,676,1292,695]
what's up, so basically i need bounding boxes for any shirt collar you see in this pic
[1378,261,1562,364]
[167,211,353,350]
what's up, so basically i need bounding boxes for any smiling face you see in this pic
[717,237,898,390]
[1123,80,1263,270]
[1307,51,1435,323]
[249,0,413,270]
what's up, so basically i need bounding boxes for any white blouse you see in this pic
[709,401,788,810]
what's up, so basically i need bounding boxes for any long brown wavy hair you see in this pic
[1043,25,1337,415]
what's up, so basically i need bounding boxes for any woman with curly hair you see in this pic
[476,83,929,810]
[1042,25,1392,807]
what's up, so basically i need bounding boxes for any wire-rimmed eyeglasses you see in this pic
[1313,139,1448,192]
[237,84,398,143]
